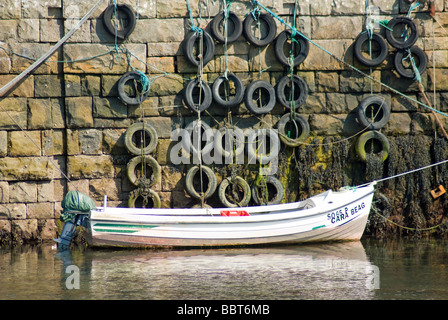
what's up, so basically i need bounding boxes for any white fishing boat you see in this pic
[75,182,376,248]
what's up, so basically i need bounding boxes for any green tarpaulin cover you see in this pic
[60,191,96,222]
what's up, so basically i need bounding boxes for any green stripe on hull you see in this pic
[93,223,158,229]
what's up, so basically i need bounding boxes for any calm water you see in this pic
[0,237,447,300]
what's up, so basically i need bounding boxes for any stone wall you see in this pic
[1,0,448,243]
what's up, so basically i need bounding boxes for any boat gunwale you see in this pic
[89,185,375,225]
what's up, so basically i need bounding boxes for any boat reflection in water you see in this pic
[61,241,378,300]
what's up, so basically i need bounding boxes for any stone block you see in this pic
[89,178,121,201]
[11,44,60,74]
[312,16,362,39]
[78,129,102,154]
[28,99,53,129]
[0,75,34,98]
[64,19,91,43]
[38,219,57,240]
[161,165,184,191]
[301,40,352,71]
[0,157,53,181]
[63,43,146,74]
[17,19,40,42]
[316,71,339,92]
[37,181,56,202]
[0,0,21,19]
[148,42,183,57]
[0,182,8,203]
[34,75,64,98]
[82,75,101,96]
[128,97,160,117]
[22,0,61,18]
[66,129,79,155]
[67,155,114,179]
[39,18,63,42]
[146,57,175,74]
[64,74,82,97]
[9,181,38,203]
[93,97,128,118]
[51,98,66,129]
[0,48,11,73]
[27,202,54,219]
[385,112,412,136]
[102,128,126,155]
[340,70,382,93]
[4,204,27,220]
[66,97,94,128]
[309,113,346,135]
[148,74,184,97]
[0,98,27,130]
[9,131,41,156]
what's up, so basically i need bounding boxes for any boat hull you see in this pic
[89,184,375,248]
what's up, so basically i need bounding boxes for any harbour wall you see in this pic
[0,0,448,244]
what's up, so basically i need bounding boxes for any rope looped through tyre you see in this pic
[124,122,158,155]
[183,30,215,67]
[252,175,284,205]
[356,96,391,130]
[274,29,309,67]
[355,130,390,162]
[276,75,308,110]
[127,155,161,187]
[102,4,137,40]
[277,113,310,147]
[183,77,213,113]
[353,32,388,67]
[118,71,149,105]
[244,80,276,115]
[210,11,242,43]
[185,165,217,200]
[242,12,277,47]
[247,129,280,164]
[218,176,251,208]
[212,73,245,107]
[128,188,161,208]
[385,16,418,49]
[394,46,428,79]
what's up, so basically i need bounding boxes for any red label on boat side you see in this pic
[220,210,250,217]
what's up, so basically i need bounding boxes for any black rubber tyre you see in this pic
[185,165,217,200]
[183,78,213,113]
[214,126,245,160]
[356,96,391,130]
[124,122,158,155]
[274,29,309,67]
[394,46,428,79]
[183,120,214,159]
[183,30,215,67]
[247,129,280,164]
[102,4,137,40]
[210,11,243,43]
[242,13,277,47]
[118,71,149,105]
[276,75,308,110]
[244,80,276,115]
[251,175,284,205]
[128,188,161,208]
[212,73,245,107]
[218,176,251,208]
[355,130,390,162]
[353,32,388,67]
[277,113,310,147]
[385,16,418,49]
[127,155,161,187]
